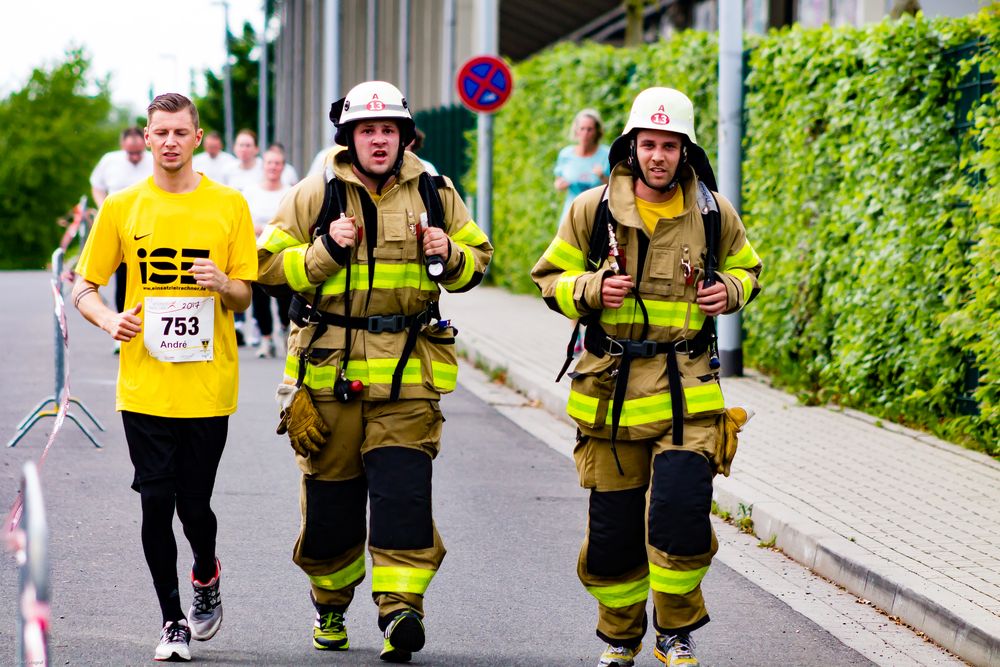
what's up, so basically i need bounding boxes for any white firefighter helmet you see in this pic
[608,87,700,174]
[621,87,697,144]
[330,80,415,146]
[607,87,711,191]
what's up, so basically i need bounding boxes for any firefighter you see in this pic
[531,88,762,667]
[256,80,492,663]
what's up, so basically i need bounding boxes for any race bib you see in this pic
[143,296,215,362]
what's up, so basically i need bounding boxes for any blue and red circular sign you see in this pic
[456,55,513,113]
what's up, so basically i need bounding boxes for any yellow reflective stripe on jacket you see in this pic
[351,359,422,385]
[615,394,673,426]
[283,245,314,292]
[555,272,583,319]
[283,356,423,388]
[446,243,476,291]
[431,361,458,391]
[600,298,705,331]
[648,562,709,595]
[371,565,435,594]
[451,220,488,247]
[542,237,586,272]
[722,240,761,271]
[259,225,301,254]
[568,384,724,425]
[308,554,366,591]
[724,268,755,298]
[683,383,724,413]
[319,263,428,295]
[567,390,599,423]
[585,576,650,608]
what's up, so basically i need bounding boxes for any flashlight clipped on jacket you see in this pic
[418,213,446,281]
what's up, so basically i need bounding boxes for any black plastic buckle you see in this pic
[624,340,659,358]
[367,314,407,333]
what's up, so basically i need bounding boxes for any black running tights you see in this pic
[140,480,218,624]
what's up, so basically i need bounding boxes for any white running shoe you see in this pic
[154,619,191,662]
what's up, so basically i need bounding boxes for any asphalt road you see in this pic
[1,270,877,666]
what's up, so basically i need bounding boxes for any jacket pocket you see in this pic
[568,354,617,430]
[678,352,725,419]
[643,246,686,297]
[419,324,459,394]
[374,211,417,260]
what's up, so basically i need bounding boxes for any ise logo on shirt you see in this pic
[137,247,210,285]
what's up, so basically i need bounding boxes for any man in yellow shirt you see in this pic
[72,93,256,662]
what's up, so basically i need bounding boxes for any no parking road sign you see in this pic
[456,55,513,113]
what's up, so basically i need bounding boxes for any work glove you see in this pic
[712,406,753,477]
[275,383,330,457]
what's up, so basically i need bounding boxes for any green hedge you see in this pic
[477,12,997,452]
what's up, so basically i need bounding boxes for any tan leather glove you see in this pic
[713,407,752,477]
[275,383,330,457]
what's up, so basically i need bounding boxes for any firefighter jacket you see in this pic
[531,162,762,441]
[257,150,493,401]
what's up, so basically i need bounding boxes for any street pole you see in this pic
[717,0,744,376]
[323,0,341,149]
[258,0,269,149]
[215,0,235,152]
[476,0,498,240]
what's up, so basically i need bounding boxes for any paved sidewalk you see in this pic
[441,287,1000,667]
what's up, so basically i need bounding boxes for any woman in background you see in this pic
[554,109,611,225]
[554,109,610,353]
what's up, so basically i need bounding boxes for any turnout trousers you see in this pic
[291,397,446,623]
[574,415,720,646]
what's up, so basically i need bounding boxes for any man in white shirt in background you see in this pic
[90,126,154,350]
[192,131,237,182]
[222,129,298,192]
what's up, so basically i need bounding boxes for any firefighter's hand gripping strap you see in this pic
[713,406,752,477]
[275,383,331,457]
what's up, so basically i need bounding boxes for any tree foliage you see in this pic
[476,12,997,452]
[194,21,273,142]
[0,50,121,269]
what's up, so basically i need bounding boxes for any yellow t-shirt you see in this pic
[76,176,258,417]
[635,189,685,234]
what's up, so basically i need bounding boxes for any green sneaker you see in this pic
[654,633,699,666]
[598,641,642,666]
[312,598,348,651]
[379,610,425,663]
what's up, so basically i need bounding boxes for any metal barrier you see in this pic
[7,247,103,448]
[12,462,50,666]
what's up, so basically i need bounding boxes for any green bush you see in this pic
[477,12,997,452]
[741,15,995,452]
[0,50,120,269]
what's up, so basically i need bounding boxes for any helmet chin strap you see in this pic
[627,138,687,194]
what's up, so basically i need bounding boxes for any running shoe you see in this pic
[379,609,425,663]
[654,633,699,666]
[154,619,191,662]
[312,597,349,650]
[598,641,642,666]
[188,559,222,641]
